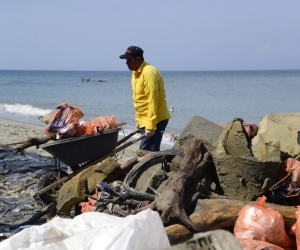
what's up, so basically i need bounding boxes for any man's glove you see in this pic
[145,129,155,138]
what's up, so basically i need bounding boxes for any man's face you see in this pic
[126,57,142,71]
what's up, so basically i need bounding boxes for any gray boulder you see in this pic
[172,115,224,153]
[171,115,223,172]
[212,118,279,201]
[252,112,300,161]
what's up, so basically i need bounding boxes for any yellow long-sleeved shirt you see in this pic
[131,61,170,130]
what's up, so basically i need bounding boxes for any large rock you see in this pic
[252,113,300,161]
[212,119,280,201]
[171,115,223,172]
[173,115,224,153]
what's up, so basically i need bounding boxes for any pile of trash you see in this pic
[79,181,151,216]
[2,111,300,249]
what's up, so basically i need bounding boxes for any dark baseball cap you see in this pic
[119,46,144,59]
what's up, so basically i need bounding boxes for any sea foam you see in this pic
[118,127,175,148]
[0,103,52,116]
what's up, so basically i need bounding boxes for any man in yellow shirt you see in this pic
[120,46,171,151]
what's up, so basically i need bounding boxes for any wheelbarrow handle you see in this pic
[0,140,29,147]
[115,133,145,152]
[116,129,140,147]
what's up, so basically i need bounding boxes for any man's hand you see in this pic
[145,129,155,137]
[136,123,139,129]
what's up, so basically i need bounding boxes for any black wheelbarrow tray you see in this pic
[41,128,121,167]
[34,128,145,200]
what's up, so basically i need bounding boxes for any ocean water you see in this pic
[1,69,300,147]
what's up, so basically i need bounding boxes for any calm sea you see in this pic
[0,69,299,147]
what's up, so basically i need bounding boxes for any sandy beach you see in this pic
[0,118,52,157]
[0,118,142,164]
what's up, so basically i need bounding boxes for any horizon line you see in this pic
[1,68,300,72]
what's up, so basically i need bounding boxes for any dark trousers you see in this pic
[139,119,169,152]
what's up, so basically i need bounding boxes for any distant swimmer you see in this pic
[82,75,84,82]
[86,77,90,82]
[169,106,174,112]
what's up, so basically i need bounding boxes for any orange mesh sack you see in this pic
[80,115,117,136]
[45,103,84,138]
[91,115,117,132]
[234,196,295,249]
[78,121,93,136]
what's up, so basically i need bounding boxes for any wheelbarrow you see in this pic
[33,127,145,204]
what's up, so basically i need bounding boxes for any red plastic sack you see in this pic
[81,192,101,213]
[45,103,84,138]
[234,196,295,249]
[242,122,258,139]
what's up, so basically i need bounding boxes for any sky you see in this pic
[1,1,299,71]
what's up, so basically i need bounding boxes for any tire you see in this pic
[123,150,184,201]
[37,171,68,206]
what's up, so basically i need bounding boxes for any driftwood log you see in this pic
[13,135,52,154]
[11,116,52,153]
[138,137,212,232]
[165,198,297,245]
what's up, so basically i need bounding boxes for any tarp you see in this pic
[0,147,69,232]
[0,209,170,250]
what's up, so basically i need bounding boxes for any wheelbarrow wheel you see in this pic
[123,149,184,201]
[37,170,68,206]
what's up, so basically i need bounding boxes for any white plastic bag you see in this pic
[0,209,170,250]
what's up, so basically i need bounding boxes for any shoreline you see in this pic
[0,118,169,165]
[0,113,175,148]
